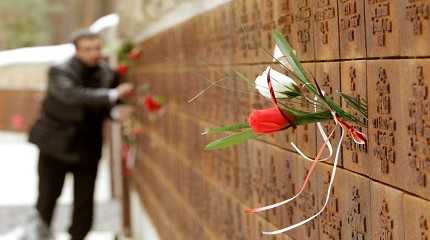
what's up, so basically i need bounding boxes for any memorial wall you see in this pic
[126,0,430,239]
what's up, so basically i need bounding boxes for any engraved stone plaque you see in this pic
[234,0,251,63]
[290,0,316,61]
[274,0,295,41]
[400,0,430,56]
[339,0,367,59]
[341,60,369,176]
[315,62,341,166]
[245,0,263,63]
[317,166,370,240]
[403,194,430,240]
[368,60,405,188]
[365,0,401,57]
[314,0,340,60]
[401,59,430,199]
[370,181,404,240]
[317,164,346,240]
[342,172,371,240]
[258,0,276,62]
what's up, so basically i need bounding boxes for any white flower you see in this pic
[255,66,296,99]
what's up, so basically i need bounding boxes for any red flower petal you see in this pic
[117,64,128,76]
[248,107,292,134]
[128,48,142,61]
[144,96,161,112]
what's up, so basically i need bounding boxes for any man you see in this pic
[27,30,133,240]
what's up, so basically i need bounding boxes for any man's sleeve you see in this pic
[47,66,114,107]
[108,71,123,120]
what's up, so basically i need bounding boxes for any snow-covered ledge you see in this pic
[129,190,160,240]
[118,0,231,42]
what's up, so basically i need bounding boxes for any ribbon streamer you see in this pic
[245,124,335,213]
[291,122,334,162]
[262,122,345,235]
[267,67,295,125]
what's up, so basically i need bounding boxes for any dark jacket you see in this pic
[29,57,119,164]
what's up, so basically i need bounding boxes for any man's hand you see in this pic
[116,83,134,99]
[111,105,134,121]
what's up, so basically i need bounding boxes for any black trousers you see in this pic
[36,152,99,240]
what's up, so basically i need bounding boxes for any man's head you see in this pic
[70,30,102,67]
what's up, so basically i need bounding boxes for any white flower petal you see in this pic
[254,66,295,99]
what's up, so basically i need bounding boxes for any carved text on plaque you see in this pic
[277,0,294,36]
[347,187,367,240]
[295,0,313,53]
[372,67,396,174]
[344,66,368,164]
[321,171,342,240]
[405,0,430,35]
[261,1,274,50]
[315,0,337,45]
[368,0,393,47]
[378,199,394,240]
[419,216,429,240]
[248,0,262,56]
[238,0,250,59]
[407,66,430,187]
[340,0,362,42]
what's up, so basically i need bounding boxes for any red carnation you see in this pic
[248,107,292,134]
[117,64,128,76]
[144,96,161,112]
[128,48,142,61]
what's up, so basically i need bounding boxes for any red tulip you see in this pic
[117,64,128,76]
[128,48,142,61]
[11,114,25,130]
[144,96,161,112]
[248,107,292,134]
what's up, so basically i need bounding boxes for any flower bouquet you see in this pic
[203,30,367,235]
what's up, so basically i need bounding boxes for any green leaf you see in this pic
[205,129,256,150]
[273,31,308,83]
[202,123,250,135]
[338,92,368,117]
[281,85,302,99]
[154,95,167,104]
[293,111,333,125]
[138,83,151,93]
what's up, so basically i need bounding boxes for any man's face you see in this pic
[75,38,102,67]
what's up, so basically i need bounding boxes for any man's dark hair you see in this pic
[70,29,100,48]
